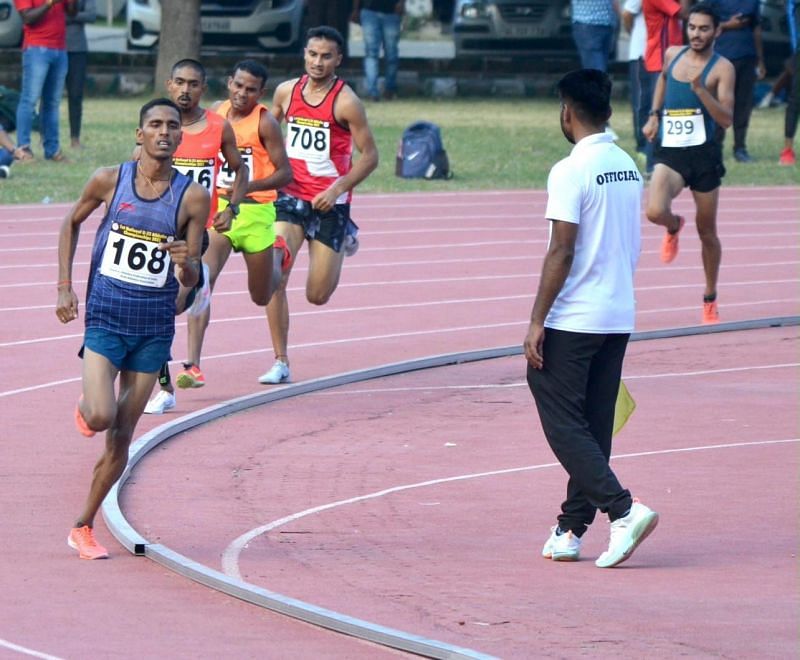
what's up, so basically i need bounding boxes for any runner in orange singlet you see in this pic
[262,26,379,385]
[179,59,293,390]
[143,58,249,414]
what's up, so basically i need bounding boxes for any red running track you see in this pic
[0,186,797,658]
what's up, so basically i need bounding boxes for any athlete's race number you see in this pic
[177,166,213,190]
[286,122,331,162]
[661,109,705,148]
[100,228,171,288]
[288,125,328,152]
[665,118,695,136]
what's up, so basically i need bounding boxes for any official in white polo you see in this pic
[524,69,659,568]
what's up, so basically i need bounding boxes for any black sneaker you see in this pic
[734,148,754,163]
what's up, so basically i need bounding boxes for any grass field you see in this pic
[1,96,794,205]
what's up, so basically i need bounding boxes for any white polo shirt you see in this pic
[543,132,642,334]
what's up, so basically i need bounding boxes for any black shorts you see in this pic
[274,192,354,253]
[654,142,726,193]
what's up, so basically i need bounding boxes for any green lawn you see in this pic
[1,97,794,205]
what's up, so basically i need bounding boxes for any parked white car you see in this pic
[0,1,22,48]
[126,0,305,51]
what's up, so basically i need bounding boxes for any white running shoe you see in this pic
[258,359,290,384]
[188,263,211,317]
[143,390,176,415]
[595,500,659,568]
[542,526,582,561]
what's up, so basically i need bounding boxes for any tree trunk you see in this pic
[153,0,202,93]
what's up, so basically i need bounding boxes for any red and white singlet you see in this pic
[282,75,353,204]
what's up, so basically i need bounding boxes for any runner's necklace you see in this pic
[183,110,206,127]
[137,162,174,204]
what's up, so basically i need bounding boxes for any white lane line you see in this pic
[221,437,799,580]
[5,214,800,240]
[0,638,64,660]
[310,362,800,396]
[1,288,797,349]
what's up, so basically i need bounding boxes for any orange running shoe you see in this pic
[176,364,205,389]
[273,235,293,273]
[74,396,95,437]
[660,215,685,264]
[702,300,720,324]
[68,525,109,560]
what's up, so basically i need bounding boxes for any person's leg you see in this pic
[185,231,232,368]
[526,330,633,537]
[66,51,87,146]
[40,49,68,160]
[78,346,120,434]
[15,47,49,152]
[732,57,757,155]
[640,69,659,171]
[645,163,685,231]
[691,187,722,300]
[381,12,402,97]
[629,58,643,151]
[306,238,347,305]
[74,367,159,528]
[571,23,612,72]
[360,9,382,99]
[783,54,799,151]
[242,247,275,306]
[265,222,306,368]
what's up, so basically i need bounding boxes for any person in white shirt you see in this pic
[623,0,648,159]
[525,69,659,568]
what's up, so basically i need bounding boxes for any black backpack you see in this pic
[395,121,452,180]
[0,85,39,133]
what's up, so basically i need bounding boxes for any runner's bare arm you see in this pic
[170,182,209,289]
[248,109,292,194]
[56,166,120,323]
[691,58,735,129]
[642,48,679,141]
[211,121,249,232]
[311,87,379,211]
[220,121,249,206]
[270,80,296,123]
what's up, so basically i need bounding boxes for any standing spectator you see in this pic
[526,69,659,568]
[641,0,690,171]
[571,0,618,72]
[65,0,95,149]
[779,0,798,165]
[14,0,77,162]
[622,0,648,158]
[305,1,352,56]
[351,0,404,101]
[709,0,765,162]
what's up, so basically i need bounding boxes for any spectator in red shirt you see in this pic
[14,0,76,162]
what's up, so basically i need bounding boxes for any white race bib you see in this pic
[99,222,172,288]
[661,108,706,148]
[218,146,253,189]
[285,116,331,163]
[173,157,215,191]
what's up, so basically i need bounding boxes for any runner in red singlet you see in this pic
[262,25,379,385]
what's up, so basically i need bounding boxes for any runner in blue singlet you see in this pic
[641,2,735,325]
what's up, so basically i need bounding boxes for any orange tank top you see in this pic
[215,100,277,204]
[172,110,225,228]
